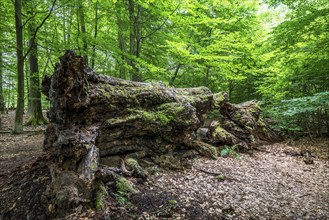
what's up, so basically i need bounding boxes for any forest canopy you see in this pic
[0,0,328,136]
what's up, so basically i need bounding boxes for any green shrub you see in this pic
[265,92,329,137]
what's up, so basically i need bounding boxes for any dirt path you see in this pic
[0,121,328,219]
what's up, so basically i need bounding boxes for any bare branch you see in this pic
[23,0,57,59]
[22,13,37,27]
[140,3,181,41]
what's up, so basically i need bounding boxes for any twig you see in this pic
[197,168,222,176]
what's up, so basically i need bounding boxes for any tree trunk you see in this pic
[128,0,142,81]
[13,0,25,134]
[0,50,2,128]
[38,51,278,216]
[116,0,127,79]
[169,63,182,86]
[205,65,210,87]
[0,51,5,113]
[78,0,88,63]
[26,23,47,125]
[91,1,98,69]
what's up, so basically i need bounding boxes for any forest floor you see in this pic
[0,112,329,219]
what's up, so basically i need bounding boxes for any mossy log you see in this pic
[41,51,277,215]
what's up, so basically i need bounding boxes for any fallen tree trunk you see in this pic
[11,50,276,218]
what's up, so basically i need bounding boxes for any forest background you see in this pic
[0,0,328,136]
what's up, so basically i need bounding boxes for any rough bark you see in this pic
[128,0,142,81]
[13,0,25,134]
[116,0,128,79]
[0,51,5,113]
[40,51,277,215]
[26,23,47,125]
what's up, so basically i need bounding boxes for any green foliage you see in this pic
[114,193,127,204]
[216,175,225,181]
[220,145,241,160]
[265,92,329,136]
[257,0,329,103]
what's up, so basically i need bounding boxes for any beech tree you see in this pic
[0,51,4,113]
[13,0,24,134]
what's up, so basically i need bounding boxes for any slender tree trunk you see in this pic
[13,0,25,134]
[205,66,210,87]
[78,0,88,63]
[27,23,47,125]
[135,5,142,58]
[116,1,127,79]
[117,22,127,79]
[25,52,31,113]
[91,1,98,69]
[0,50,3,129]
[128,0,142,81]
[169,63,182,86]
[0,51,5,113]
[228,80,234,99]
[7,77,12,112]
[63,4,67,46]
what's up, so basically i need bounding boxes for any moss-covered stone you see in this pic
[213,92,227,108]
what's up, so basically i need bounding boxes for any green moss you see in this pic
[116,177,139,195]
[214,126,227,139]
[140,111,154,121]
[98,86,111,99]
[90,160,98,171]
[106,115,138,125]
[95,183,108,210]
[208,146,218,159]
[157,113,173,124]
[139,110,173,125]
[213,92,226,107]
[233,112,242,119]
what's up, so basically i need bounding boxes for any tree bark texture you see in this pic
[27,23,47,125]
[13,0,25,134]
[128,0,142,81]
[0,51,5,113]
[41,51,277,214]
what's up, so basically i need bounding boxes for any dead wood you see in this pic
[37,50,277,216]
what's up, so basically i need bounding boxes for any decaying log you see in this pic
[41,51,277,214]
